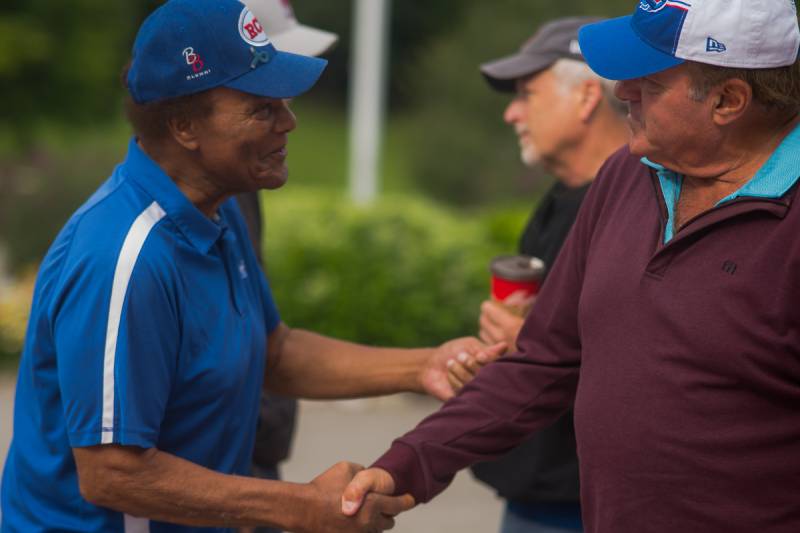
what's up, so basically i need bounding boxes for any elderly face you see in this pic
[503,67,583,169]
[192,87,297,193]
[614,65,716,170]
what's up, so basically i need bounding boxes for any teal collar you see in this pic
[643,122,800,243]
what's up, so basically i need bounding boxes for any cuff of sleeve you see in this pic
[371,441,430,504]
[68,428,158,449]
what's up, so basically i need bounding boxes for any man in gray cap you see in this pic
[446,17,628,532]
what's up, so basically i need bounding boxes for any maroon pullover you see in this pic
[374,147,800,532]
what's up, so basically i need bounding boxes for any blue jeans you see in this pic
[500,501,583,533]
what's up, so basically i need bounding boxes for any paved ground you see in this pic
[0,373,502,532]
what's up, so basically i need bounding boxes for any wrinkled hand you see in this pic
[420,337,506,401]
[299,462,413,533]
[341,468,405,518]
[446,340,507,393]
[478,291,533,347]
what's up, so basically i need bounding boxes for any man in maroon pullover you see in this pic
[340,1,800,532]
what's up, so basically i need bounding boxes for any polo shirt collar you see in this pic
[122,138,222,254]
[642,122,800,242]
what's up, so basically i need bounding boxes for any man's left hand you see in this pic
[420,337,506,401]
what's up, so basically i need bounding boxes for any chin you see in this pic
[626,135,653,158]
[260,175,288,190]
[252,168,288,190]
[521,148,540,167]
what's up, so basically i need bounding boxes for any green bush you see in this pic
[262,187,529,347]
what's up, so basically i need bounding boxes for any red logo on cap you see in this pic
[182,47,205,73]
[243,17,264,40]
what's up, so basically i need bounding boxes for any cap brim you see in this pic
[225,50,327,99]
[271,25,339,57]
[480,52,556,92]
[578,15,683,81]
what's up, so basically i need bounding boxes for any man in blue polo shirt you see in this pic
[0,1,499,531]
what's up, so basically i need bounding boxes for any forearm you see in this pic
[266,328,432,399]
[77,446,310,530]
[373,354,580,503]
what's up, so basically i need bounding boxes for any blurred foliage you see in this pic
[0,120,130,271]
[262,187,529,346]
[0,267,36,367]
[0,0,161,148]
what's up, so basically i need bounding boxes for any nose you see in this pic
[614,79,640,103]
[276,100,297,133]
[503,99,523,124]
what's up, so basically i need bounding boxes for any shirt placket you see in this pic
[217,224,248,316]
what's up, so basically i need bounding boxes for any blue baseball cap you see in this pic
[127,0,327,104]
[578,0,800,81]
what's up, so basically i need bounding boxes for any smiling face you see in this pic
[192,87,297,193]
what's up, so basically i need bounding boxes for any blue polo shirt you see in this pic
[1,138,280,533]
[645,122,800,242]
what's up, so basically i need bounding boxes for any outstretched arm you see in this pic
[74,445,412,532]
[264,323,505,401]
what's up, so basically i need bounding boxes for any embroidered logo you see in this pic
[721,260,737,275]
[182,47,212,80]
[238,6,271,47]
[182,47,204,72]
[638,0,691,13]
[639,0,668,12]
[238,260,248,279]
[706,37,727,53]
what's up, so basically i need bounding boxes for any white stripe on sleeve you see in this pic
[101,201,166,444]
[124,514,150,532]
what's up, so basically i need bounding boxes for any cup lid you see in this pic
[490,255,546,281]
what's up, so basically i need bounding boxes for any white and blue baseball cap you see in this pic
[578,0,800,81]
[127,0,327,104]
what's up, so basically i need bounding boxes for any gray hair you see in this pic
[550,58,628,117]
[685,59,800,116]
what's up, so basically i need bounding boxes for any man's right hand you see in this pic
[300,462,413,533]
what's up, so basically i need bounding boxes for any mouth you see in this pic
[265,145,287,159]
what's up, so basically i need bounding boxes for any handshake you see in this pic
[292,336,510,533]
[292,461,403,533]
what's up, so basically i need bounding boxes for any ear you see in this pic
[167,115,202,151]
[711,78,752,126]
[576,79,604,122]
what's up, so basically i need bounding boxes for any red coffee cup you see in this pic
[490,255,546,314]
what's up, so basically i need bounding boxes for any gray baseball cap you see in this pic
[480,16,603,92]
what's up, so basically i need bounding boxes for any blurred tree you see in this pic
[289,1,473,108]
[0,1,159,149]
